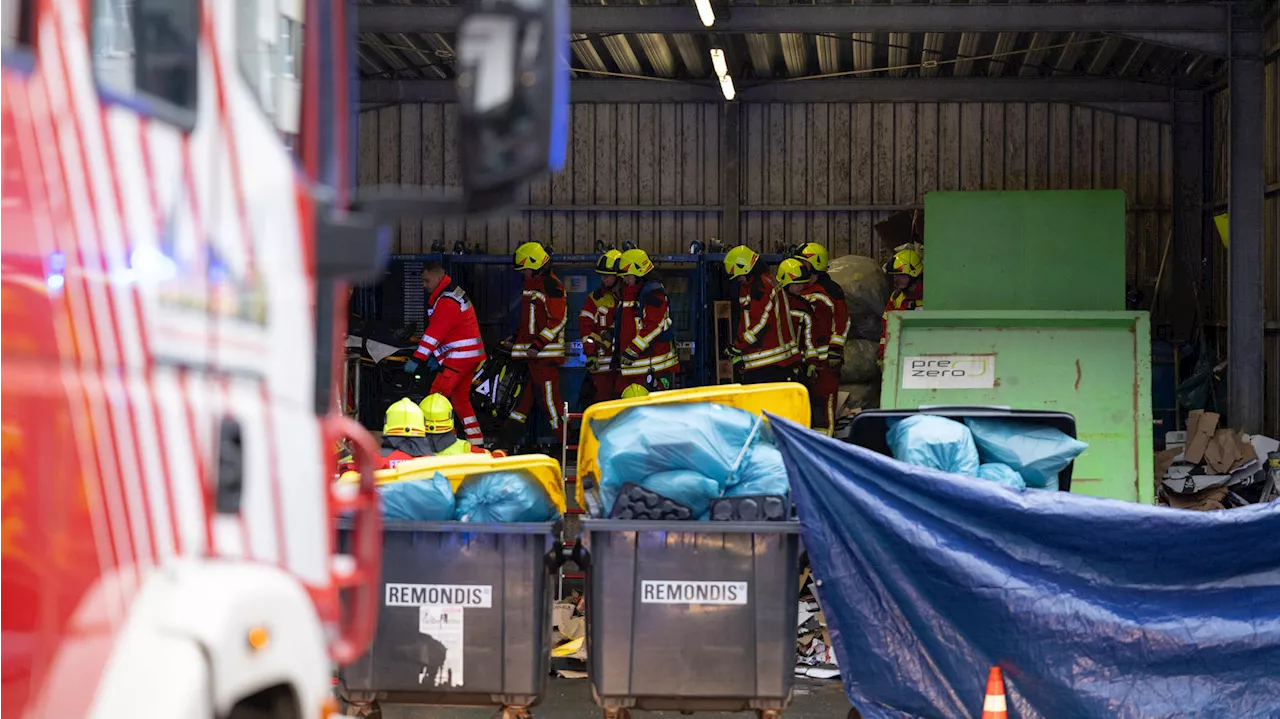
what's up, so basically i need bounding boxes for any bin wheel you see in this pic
[846,708,864,719]
[494,707,532,719]
[344,701,381,719]
[601,708,631,719]
[755,711,783,719]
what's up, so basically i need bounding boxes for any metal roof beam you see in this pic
[358,4,1230,36]
[361,77,1175,105]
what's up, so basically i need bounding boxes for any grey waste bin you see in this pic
[581,519,801,718]
[338,520,558,718]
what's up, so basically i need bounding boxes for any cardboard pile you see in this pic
[1156,410,1279,510]
[550,592,588,678]
[795,568,840,680]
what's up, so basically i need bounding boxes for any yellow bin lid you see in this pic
[574,382,810,509]
[339,453,566,515]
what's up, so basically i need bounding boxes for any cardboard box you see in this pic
[1154,447,1184,481]
[1183,410,1219,464]
[1164,485,1228,511]
[1205,429,1242,474]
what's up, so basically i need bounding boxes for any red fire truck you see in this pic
[1,0,566,717]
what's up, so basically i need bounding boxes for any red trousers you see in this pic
[431,360,484,444]
[590,372,618,404]
[510,360,564,434]
[809,367,839,436]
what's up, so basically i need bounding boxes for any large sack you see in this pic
[886,415,981,477]
[838,382,881,415]
[848,313,884,343]
[828,254,890,319]
[454,470,560,522]
[840,339,880,383]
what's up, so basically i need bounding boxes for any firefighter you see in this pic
[503,241,567,444]
[405,261,487,446]
[778,258,840,435]
[375,398,433,469]
[791,243,849,433]
[879,247,925,361]
[578,249,622,404]
[792,242,850,363]
[614,248,680,393]
[722,245,798,383]
[418,393,491,455]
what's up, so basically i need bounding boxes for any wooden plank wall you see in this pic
[1206,16,1280,436]
[358,102,1173,303]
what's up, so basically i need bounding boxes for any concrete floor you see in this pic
[380,677,853,718]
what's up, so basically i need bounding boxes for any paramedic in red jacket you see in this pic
[404,261,487,445]
[504,242,568,440]
[614,249,680,392]
[578,250,622,404]
[722,245,798,383]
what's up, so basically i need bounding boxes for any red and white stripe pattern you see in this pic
[2,0,334,713]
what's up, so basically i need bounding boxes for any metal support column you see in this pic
[1226,7,1265,432]
[1170,89,1205,342]
[720,103,741,249]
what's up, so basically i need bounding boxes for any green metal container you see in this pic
[880,310,1154,504]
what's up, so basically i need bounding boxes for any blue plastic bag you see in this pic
[454,470,560,522]
[725,443,789,498]
[379,473,457,521]
[593,403,764,513]
[637,470,722,518]
[976,462,1027,490]
[965,418,1088,490]
[886,415,980,477]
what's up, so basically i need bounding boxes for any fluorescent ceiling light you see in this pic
[694,0,715,27]
[719,74,735,101]
[710,48,728,78]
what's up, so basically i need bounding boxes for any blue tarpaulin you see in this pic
[769,415,1280,719]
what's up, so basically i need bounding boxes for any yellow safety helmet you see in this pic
[723,245,758,279]
[619,248,654,277]
[776,257,815,288]
[795,242,829,273]
[888,248,924,278]
[621,384,650,399]
[384,398,427,437]
[418,393,455,434]
[595,249,623,275]
[513,241,551,271]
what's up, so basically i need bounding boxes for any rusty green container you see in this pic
[880,310,1154,504]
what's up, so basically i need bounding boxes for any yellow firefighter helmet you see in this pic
[723,245,759,279]
[888,248,923,278]
[513,241,551,270]
[595,249,623,275]
[621,384,650,399]
[418,393,456,434]
[776,257,815,288]
[619,248,654,277]
[795,242,829,272]
[384,398,427,437]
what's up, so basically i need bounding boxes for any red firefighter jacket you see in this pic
[801,273,849,363]
[412,275,486,367]
[879,278,925,358]
[787,292,821,367]
[512,270,567,363]
[735,272,798,371]
[614,279,679,378]
[577,286,619,373]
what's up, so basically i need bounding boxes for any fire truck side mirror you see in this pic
[453,0,569,212]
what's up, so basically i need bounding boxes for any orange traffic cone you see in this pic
[981,666,1008,719]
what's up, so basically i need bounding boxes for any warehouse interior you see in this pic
[354,0,1278,440]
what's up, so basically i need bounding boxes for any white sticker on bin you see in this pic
[901,354,997,389]
[641,580,748,605]
[385,583,493,608]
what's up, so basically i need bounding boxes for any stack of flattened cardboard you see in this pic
[1156,410,1280,510]
[550,592,587,678]
[795,568,840,679]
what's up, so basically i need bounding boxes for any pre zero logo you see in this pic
[901,354,997,389]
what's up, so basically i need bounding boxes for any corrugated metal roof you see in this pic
[355,0,1224,86]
